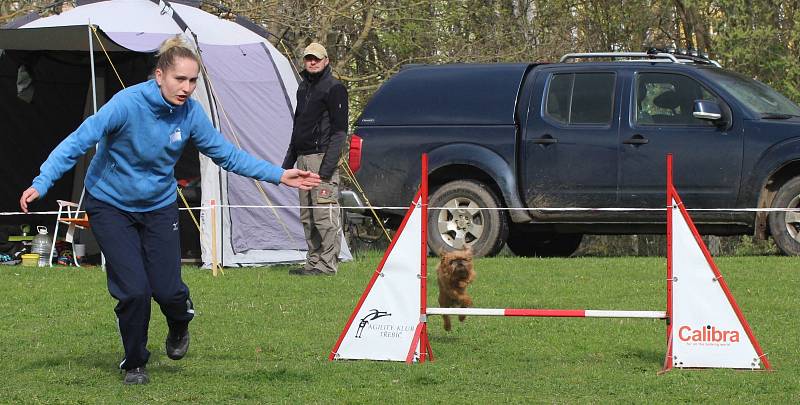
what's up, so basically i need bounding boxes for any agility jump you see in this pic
[330,154,771,372]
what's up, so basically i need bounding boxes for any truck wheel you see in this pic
[768,176,800,255]
[428,180,508,257]
[506,229,583,257]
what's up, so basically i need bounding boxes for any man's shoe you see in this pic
[289,267,332,276]
[288,267,309,275]
[123,367,149,385]
[166,328,190,360]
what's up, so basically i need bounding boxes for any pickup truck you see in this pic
[344,51,800,257]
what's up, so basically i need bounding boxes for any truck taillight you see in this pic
[348,134,363,173]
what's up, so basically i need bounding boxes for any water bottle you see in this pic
[31,226,52,267]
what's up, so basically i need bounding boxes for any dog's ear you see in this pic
[463,246,473,257]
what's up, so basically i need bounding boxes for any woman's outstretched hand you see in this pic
[19,187,40,213]
[280,169,321,190]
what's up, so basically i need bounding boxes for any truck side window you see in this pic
[545,72,615,125]
[635,73,718,126]
[546,74,572,123]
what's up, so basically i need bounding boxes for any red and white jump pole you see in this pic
[330,154,770,371]
[426,308,666,319]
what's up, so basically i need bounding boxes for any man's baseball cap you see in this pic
[303,42,328,59]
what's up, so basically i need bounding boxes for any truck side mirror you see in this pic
[693,99,722,120]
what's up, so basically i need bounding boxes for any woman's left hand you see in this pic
[280,169,321,190]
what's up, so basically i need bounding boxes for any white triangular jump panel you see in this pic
[670,197,766,369]
[331,195,423,361]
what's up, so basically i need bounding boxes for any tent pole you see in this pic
[87,21,98,114]
[87,21,103,269]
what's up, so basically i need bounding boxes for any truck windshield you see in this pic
[704,69,800,118]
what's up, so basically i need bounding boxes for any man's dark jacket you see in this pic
[282,65,349,180]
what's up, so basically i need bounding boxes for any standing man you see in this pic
[283,42,349,276]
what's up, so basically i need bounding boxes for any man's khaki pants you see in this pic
[297,153,341,274]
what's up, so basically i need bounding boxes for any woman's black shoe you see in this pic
[123,367,149,385]
[166,329,190,360]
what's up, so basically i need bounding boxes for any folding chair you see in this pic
[49,200,90,267]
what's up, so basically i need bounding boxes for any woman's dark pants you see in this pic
[85,193,194,370]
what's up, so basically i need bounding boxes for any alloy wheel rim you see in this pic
[436,197,484,249]
[785,194,800,242]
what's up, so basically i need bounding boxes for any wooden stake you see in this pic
[210,199,219,276]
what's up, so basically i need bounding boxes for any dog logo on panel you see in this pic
[354,309,392,338]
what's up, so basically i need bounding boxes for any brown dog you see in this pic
[436,248,476,331]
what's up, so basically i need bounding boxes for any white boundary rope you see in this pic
[4,205,800,216]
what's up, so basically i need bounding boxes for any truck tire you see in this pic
[428,180,508,257]
[768,176,800,255]
[506,229,583,257]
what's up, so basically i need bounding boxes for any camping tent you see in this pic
[0,0,349,266]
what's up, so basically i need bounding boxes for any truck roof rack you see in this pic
[560,51,721,67]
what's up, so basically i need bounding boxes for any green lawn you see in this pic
[0,254,797,403]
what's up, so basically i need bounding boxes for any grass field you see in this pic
[1,254,797,403]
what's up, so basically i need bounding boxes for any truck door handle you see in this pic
[533,135,558,145]
[623,135,649,145]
